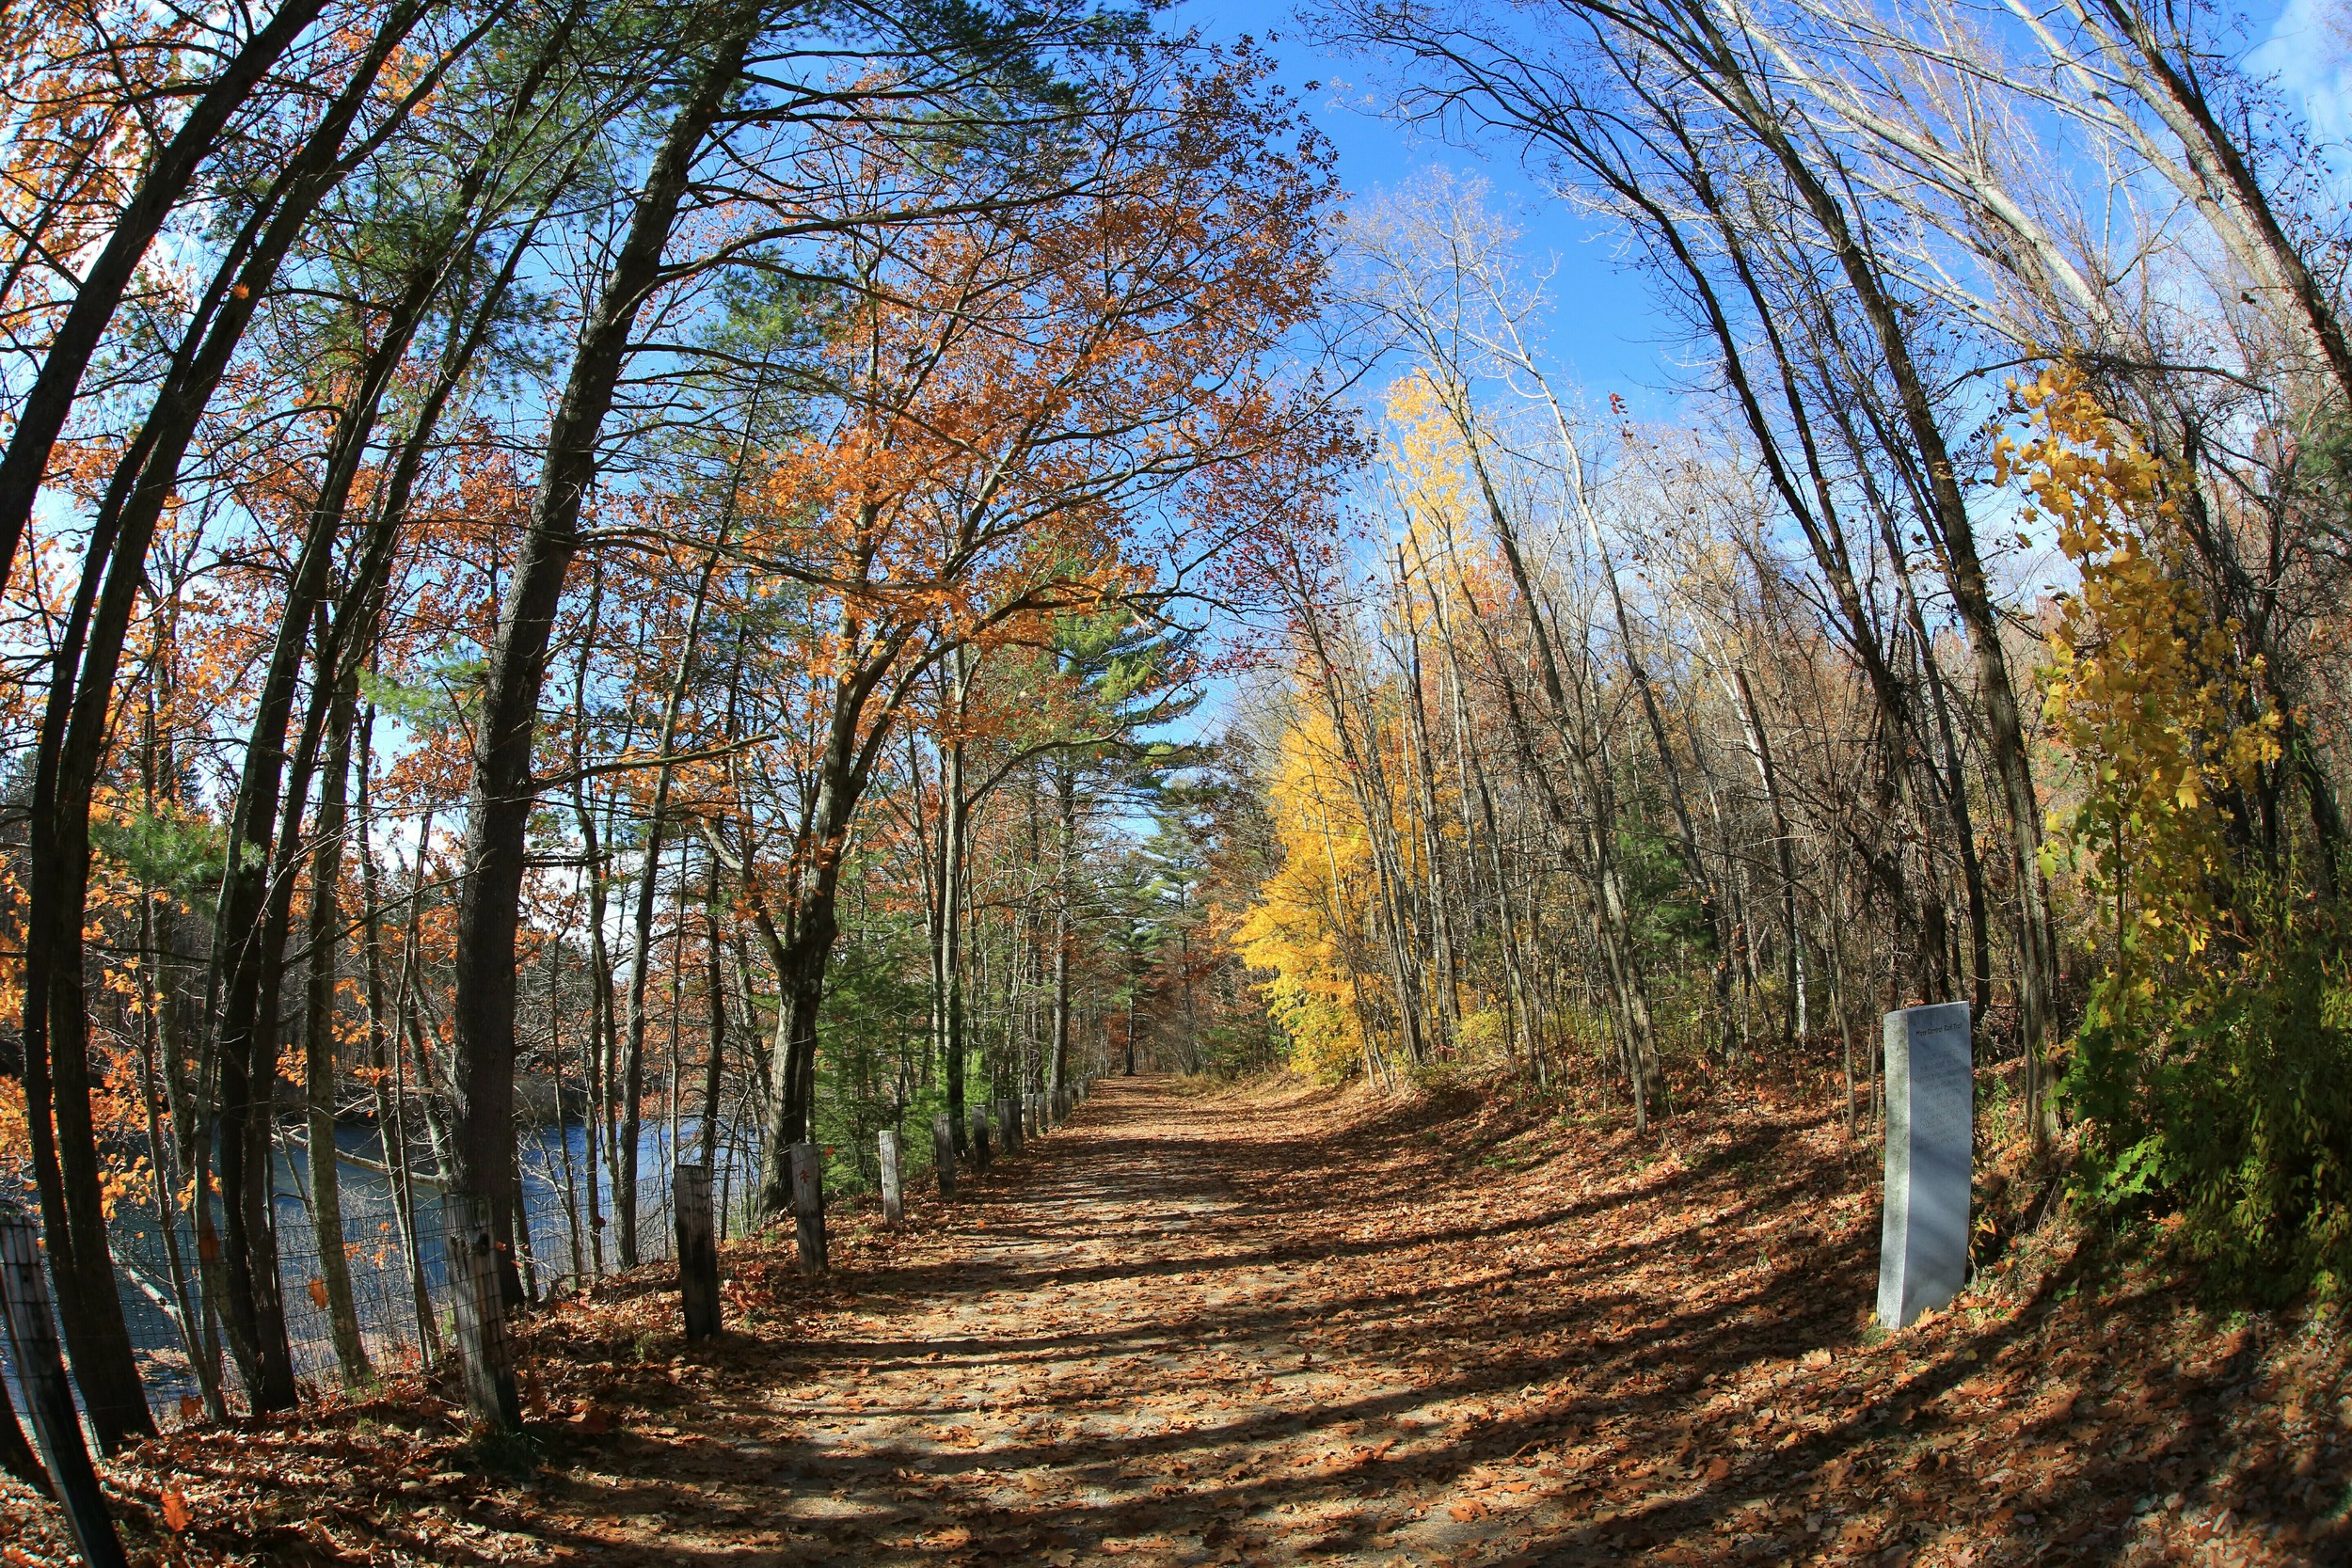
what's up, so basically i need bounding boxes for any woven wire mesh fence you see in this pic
[7,1126,766,1424]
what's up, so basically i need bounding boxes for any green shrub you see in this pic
[2066,918,2352,1303]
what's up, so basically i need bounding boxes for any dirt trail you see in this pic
[548,1075,1472,1564]
[517,1073,2344,1568]
[41,1070,2343,1565]
[525,1073,1641,1566]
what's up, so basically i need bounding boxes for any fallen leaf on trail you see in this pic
[974,1529,1038,1555]
[21,1077,2347,1568]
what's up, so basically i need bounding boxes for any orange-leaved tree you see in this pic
[718,56,1354,1219]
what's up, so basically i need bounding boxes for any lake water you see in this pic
[91,1117,765,1413]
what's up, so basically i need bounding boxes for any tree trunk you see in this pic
[303,678,372,1386]
[700,852,727,1167]
[1049,764,1075,1094]
[373,796,442,1360]
[443,23,757,1380]
[941,727,971,1152]
[1728,667,1802,1050]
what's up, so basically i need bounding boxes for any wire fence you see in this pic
[261,1171,699,1395]
[5,1094,981,1427]
[8,1126,767,1425]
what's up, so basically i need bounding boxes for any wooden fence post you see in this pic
[968,1108,992,1171]
[442,1193,521,1430]
[932,1113,957,1199]
[789,1144,827,1275]
[997,1096,1021,1154]
[675,1163,720,1339]
[0,1213,125,1567]
[879,1130,904,1225]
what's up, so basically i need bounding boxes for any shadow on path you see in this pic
[370,1076,2352,1566]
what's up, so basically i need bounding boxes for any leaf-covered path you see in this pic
[541,1071,1520,1565]
[15,1071,2347,1564]
[508,1073,2344,1567]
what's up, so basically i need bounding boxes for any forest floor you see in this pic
[6,1069,2351,1566]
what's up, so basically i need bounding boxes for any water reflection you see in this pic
[94,1118,760,1413]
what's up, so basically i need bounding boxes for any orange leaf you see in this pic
[162,1489,192,1532]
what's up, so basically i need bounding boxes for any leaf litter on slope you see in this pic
[1,1072,2347,1564]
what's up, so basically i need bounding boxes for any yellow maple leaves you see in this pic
[1233,710,1373,1083]
[1235,374,1495,1082]
[1999,364,2279,976]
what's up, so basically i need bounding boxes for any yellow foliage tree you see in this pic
[2000,369,2352,1293]
[1237,372,1519,1079]
[1998,364,2280,985]
[1234,710,1376,1082]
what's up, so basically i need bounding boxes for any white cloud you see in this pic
[2253,0,2352,139]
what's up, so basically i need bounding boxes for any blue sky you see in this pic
[1169,0,2344,425]
[1146,0,2348,746]
[1168,0,1680,415]
[2256,0,2352,135]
